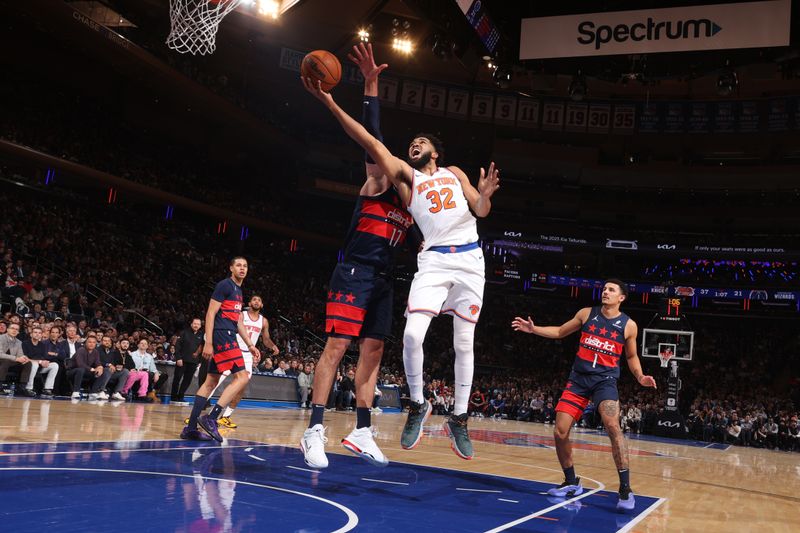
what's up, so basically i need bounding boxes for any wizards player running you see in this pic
[182,256,261,442]
[301,43,414,469]
[511,279,656,510]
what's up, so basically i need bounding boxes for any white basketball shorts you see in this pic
[406,247,485,323]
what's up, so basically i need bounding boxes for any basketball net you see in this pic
[166,0,243,55]
[658,352,674,368]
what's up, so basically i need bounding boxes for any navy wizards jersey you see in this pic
[342,187,413,269]
[572,307,630,378]
[211,278,243,331]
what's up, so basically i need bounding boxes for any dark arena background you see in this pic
[2,1,800,531]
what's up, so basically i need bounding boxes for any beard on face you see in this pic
[408,151,432,170]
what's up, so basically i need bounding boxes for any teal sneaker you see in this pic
[444,413,473,460]
[400,400,432,450]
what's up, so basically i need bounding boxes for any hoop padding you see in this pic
[166,0,243,55]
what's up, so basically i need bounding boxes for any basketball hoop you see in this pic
[166,0,243,55]
[658,351,674,368]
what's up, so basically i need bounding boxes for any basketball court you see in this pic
[2,397,798,532]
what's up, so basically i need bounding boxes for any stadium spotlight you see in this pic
[358,28,370,42]
[257,0,279,19]
[392,38,414,55]
[492,64,512,89]
[568,70,587,101]
[717,61,738,97]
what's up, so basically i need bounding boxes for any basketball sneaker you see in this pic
[111,392,125,401]
[342,426,389,467]
[444,413,474,460]
[547,478,584,497]
[181,427,213,441]
[301,424,329,469]
[616,486,635,511]
[400,399,431,450]
[218,417,238,429]
[198,414,223,443]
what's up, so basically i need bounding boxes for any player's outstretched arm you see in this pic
[624,320,656,388]
[512,308,587,339]
[447,164,500,217]
[302,77,413,202]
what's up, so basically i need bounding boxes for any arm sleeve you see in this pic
[361,95,383,163]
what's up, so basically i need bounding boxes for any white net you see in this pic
[166,0,243,55]
[658,351,674,368]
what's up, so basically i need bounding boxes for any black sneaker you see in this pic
[40,389,54,399]
[18,388,37,398]
[400,400,432,450]
[547,477,584,497]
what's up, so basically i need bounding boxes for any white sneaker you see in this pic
[370,406,383,414]
[71,392,82,400]
[301,424,329,469]
[96,391,109,400]
[88,393,99,401]
[342,426,389,467]
[111,392,125,401]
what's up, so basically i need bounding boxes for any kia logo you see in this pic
[657,244,676,250]
[657,420,681,428]
[504,231,522,237]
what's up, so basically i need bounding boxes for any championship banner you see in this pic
[520,0,790,59]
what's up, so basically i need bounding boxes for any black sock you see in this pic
[356,407,371,429]
[618,469,630,489]
[309,403,326,428]
[188,395,208,430]
[209,403,225,420]
[564,465,577,484]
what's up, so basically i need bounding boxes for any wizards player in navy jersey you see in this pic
[301,43,415,470]
[512,279,656,511]
[181,256,261,442]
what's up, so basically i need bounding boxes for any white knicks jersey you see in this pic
[236,311,263,352]
[407,167,479,249]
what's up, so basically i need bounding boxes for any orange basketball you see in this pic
[301,50,342,92]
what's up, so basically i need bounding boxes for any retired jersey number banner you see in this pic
[519,0,790,59]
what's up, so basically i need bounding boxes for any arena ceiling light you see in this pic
[358,28,370,43]
[492,65,513,89]
[392,38,414,55]
[257,0,279,19]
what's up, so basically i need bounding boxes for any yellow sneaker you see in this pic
[219,416,238,429]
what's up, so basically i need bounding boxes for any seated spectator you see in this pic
[487,393,506,418]
[98,334,129,401]
[469,388,487,417]
[120,339,156,403]
[67,336,111,400]
[0,322,37,396]
[21,325,59,398]
[542,401,556,424]
[297,363,312,409]
[339,369,355,411]
[627,403,643,434]
[272,359,287,376]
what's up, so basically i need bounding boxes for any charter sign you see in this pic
[520,0,790,59]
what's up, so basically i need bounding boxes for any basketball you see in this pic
[301,50,341,92]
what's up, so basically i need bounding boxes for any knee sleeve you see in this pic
[452,319,476,415]
[403,313,432,403]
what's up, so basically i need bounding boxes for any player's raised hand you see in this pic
[301,76,334,107]
[348,42,388,83]
[511,316,535,334]
[638,374,657,389]
[478,162,500,198]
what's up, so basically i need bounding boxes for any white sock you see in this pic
[223,407,234,418]
[452,318,476,416]
[403,312,433,404]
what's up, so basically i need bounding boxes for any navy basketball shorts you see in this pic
[207,329,246,375]
[325,261,392,340]
[555,372,619,420]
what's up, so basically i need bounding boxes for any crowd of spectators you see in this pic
[2,171,799,451]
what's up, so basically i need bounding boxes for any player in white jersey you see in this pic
[218,295,279,429]
[303,78,500,460]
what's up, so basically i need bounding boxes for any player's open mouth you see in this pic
[411,148,421,157]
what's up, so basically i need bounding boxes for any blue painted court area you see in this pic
[0,439,661,532]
